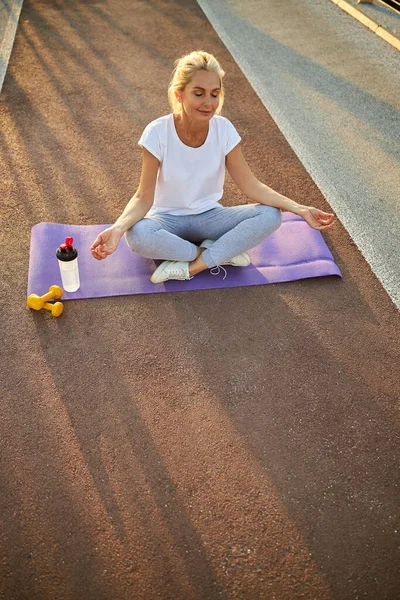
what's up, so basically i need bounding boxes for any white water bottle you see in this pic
[56,237,80,292]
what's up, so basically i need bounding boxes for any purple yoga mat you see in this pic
[27,213,342,299]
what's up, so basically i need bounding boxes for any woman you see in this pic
[90,51,336,282]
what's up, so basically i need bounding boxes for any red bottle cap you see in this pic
[59,237,74,251]
[56,237,78,261]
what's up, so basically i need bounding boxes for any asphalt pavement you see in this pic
[1,1,399,600]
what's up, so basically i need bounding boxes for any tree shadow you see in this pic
[169,274,400,600]
[1,305,231,600]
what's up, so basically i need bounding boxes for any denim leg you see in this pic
[189,204,282,268]
[124,214,199,262]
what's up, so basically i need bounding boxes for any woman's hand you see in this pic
[90,227,123,260]
[298,207,336,231]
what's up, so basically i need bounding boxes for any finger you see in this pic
[91,246,106,259]
[318,219,333,227]
[317,213,335,224]
[100,247,112,258]
[90,245,102,256]
[90,236,103,251]
[317,220,336,231]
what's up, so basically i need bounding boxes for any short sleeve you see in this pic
[225,119,241,155]
[138,122,162,161]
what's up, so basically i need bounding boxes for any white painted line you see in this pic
[330,0,400,50]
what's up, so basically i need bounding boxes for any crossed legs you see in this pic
[125,204,282,277]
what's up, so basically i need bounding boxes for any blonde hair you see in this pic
[168,50,225,115]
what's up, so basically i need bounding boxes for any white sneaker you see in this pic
[150,260,193,284]
[200,239,251,267]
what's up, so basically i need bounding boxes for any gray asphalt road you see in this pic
[344,0,400,39]
[197,0,400,309]
[0,0,24,92]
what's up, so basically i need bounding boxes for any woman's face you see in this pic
[177,70,221,121]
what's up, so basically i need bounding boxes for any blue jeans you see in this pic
[124,204,282,269]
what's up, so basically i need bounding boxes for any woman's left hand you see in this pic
[299,206,337,231]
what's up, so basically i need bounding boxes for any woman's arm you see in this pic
[113,148,160,234]
[90,149,160,260]
[226,145,336,231]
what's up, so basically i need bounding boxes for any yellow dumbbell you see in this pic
[27,285,64,317]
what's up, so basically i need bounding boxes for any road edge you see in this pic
[0,0,25,94]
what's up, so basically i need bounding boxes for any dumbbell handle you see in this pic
[44,301,64,317]
[41,290,58,303]
[43,301,56,311]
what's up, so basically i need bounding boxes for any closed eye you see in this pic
[195,93,219,98]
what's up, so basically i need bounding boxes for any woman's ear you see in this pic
[175,90,182,104]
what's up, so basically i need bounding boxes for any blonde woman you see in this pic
[90,51,336,282]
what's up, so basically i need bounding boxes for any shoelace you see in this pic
[210,265,228,280]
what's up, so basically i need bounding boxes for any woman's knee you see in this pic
[124,218,157,251]
[255,204,282,232]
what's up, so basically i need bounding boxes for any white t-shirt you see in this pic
[138,113,241,216]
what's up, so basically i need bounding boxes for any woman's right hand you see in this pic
[90,227,123,260]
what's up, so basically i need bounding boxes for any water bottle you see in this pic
[56,237,80,292]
